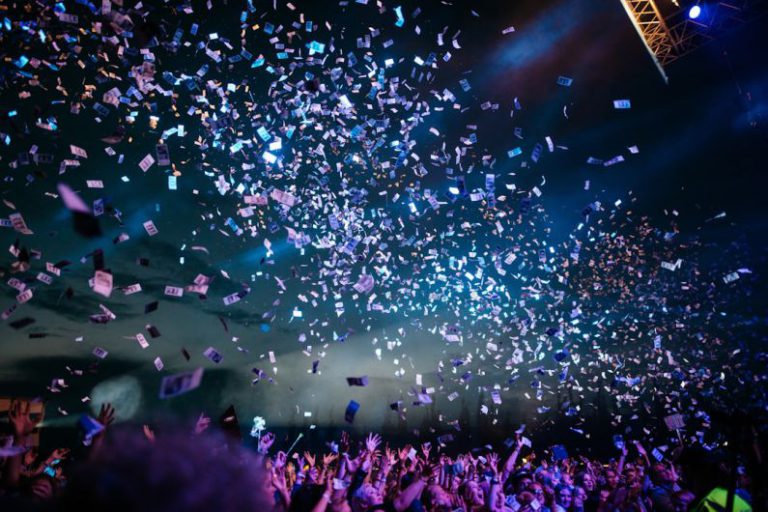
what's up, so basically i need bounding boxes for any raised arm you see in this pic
[632,440,650,467]
[89,403,116,459]
[3,400,39,488]
[271,451,292,509]
[375,447,395,493]
[488,452,505,511]
[311,471,335,512]
[393,468,429,512]
[501,436,524,483]
[617,443,628,475]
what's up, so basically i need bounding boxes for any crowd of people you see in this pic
[0,401,761,512]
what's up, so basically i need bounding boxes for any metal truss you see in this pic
[620,0,768,83]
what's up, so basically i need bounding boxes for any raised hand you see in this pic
[9,400,38,439]
[365,432,382,453]
[271,467,287,491]
[304,451,316,467]
[49,448,70,461]
[274,451,287,469]
[421,442,432,459]
[339,431,351,453]
[194,412,211,435]
[97,403,116,427]
[259,432,275,454]
[383,447,397,468]
[398,444,412,461]
[322,453,338,466]
[487,453,500,476]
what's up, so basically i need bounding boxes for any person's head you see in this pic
[425,484,453,512]
[516,490,538,512]
[575,471,595,492]
[604,468,619,489]
[514,473,533,494]
[560,472,573,487]
[528,481,546,502]
[555,485,573,508]
[354,482,384,510]
[461,480,485,507]
[21,474,58,503]
[57,426,272,512]
[572,486,587,508]
[651,463,674,485]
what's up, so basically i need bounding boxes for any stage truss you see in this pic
[620,0,768,82]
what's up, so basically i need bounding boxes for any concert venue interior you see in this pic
[0,0,766,510]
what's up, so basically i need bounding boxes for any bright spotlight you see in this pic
[688,5,702,19]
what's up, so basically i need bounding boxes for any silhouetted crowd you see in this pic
[1,401,762,511]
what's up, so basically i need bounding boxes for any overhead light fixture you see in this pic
[689,3,702,19]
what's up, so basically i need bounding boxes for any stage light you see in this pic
[689,4,702,19]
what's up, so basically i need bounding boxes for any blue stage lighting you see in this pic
[689,5,702,19]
